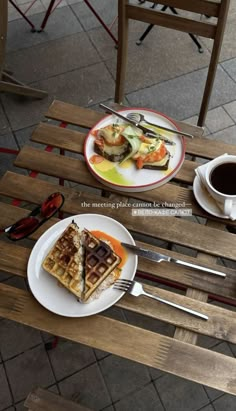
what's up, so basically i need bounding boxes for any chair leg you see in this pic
[8,0,36,32]
[0,78,47,99]
[115,1,129,104]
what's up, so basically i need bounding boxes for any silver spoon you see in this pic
[127,112,194,139]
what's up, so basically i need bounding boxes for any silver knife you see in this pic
[121,243,226,278]
[99,103,175,145]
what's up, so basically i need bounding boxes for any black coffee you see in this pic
[210,162,236,195]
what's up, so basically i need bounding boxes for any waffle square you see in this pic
[42,222,85,299]
[82,229,121,301]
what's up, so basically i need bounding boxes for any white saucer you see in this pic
[193,175,230,219]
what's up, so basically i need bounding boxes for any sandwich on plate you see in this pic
[93,124,170,170]
[42,221,121,303]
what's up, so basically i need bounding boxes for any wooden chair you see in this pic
[115,0,230,127]
[0,0,47,99]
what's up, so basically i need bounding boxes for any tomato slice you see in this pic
[135,142,167,169]
[90,154,104,164]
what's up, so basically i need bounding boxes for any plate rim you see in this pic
[84,107,186,190]
[27,213,138,317]
[193,175,229,219]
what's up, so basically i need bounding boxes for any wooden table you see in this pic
[0,0,47,98]
[1,100,236,395]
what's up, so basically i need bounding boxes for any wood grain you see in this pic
[1,283,236,395]
[24,387,92,411]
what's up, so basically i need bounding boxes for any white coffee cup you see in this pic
[205,154,236,219]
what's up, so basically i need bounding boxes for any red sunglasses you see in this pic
[1,192,64,241]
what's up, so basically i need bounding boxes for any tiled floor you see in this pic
[1,1,236,410]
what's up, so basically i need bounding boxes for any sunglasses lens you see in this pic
[41,192,64,218]
[8,217,39,240]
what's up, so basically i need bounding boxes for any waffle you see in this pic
[42,223,121,302]
[42,222,85,299]
[82,229,121,301]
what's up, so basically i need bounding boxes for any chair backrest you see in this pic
[115,0,230,127]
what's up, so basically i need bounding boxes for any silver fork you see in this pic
[126,112,193,139]
[114,279,208,320]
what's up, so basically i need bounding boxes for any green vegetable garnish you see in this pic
[119,126,141,164]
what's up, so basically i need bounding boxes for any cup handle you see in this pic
[224,199,233,217]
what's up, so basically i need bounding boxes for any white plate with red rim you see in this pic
[84,107,186,192]
[27,214,137,317]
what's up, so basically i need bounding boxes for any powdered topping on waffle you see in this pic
[42,222,84,299]
[82,229,121,301]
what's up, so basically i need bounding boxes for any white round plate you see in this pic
[84,108,186,192]
[27,214,137,317]
[193,175,229,219]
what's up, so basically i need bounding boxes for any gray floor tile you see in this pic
[0,320,43,361]
[71,0,118,32]
[1,62,115,131]
[14,125,39,148]
[204,342,234,401]
[7,7,83,53]
[59,363,111,410]
[6,31,101,84]
[154,374,209,411]
[207,124,236,145]
[106,25,211,96]
[126,66,236,121]
[48,340,96,380]
[213,393,236,411]
[114,382,165,411]
[0,364,12,410]
[88,27,117,61]
[103,406,115,411]
[0,133,23,178]
[99,355,151,402]
[222,57,236,82]
[224,100,236,122]
[197,405,215,411]
[205,107,234,133]
[5,345,55,402]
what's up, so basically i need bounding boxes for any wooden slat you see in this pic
[0,170,227,227]
[45,100,103,128]
[185,136,236,159]
[2,238,236,342]
[14,144,196,189]
[31,123,85,153]
[1,283,236,395]
[32,122,236,162]
[1,174,235,302]
[148,0,220,17]
[127,5,216,38]
[0,176,235,304]
[1,170,236,259]
[46,100,204,138]
[1,215,236,303]
[25,388,92,411]
[0,240,30,278]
